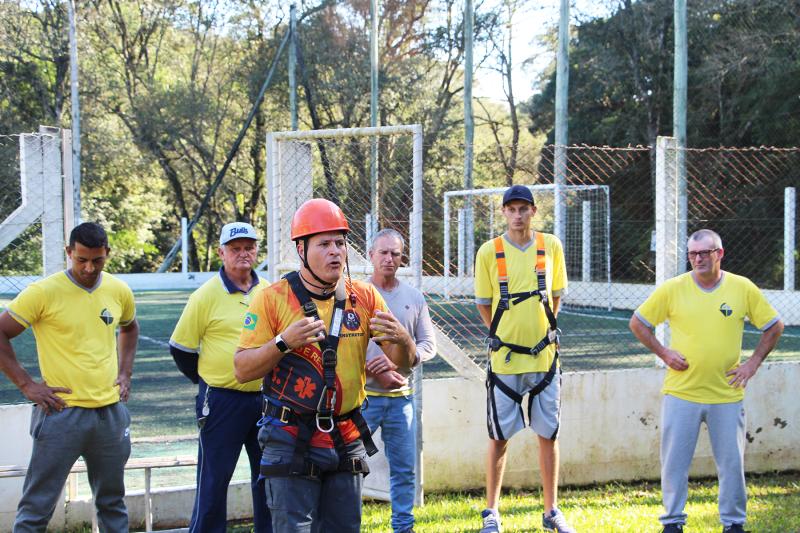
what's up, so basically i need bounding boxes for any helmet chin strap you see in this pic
[299,237,338,294]
[297,237,356,306]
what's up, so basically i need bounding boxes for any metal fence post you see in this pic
[786,187,797,291]
[265,132,279,283]
[655,136,679,364]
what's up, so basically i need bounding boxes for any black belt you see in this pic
[259,455,370,480]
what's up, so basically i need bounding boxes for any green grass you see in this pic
[359,472,800,532]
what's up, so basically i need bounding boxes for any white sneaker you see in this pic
[480,508,502,533]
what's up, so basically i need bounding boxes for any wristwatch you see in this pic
[274,334,290,353]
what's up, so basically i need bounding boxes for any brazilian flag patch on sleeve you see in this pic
[243,312,258,330]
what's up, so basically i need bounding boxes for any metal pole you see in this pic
[443,195,451,298]
[786,187,796,291]
[674,0,688,271]
[181,217,188,274]
[553,0,569,245]
[605,187,612,311]
[61,129,74,245]
[412,124,423,290]
[289,4,298,131]
[458,209,466,278]
[582,201,591,282]
[411,124,424,506]
[463,0,475,275]
[266,132,279,282]
[67,0,81,224]
[369,0,380,238]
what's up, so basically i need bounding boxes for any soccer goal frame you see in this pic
[265,125,423,287]
[442,184,612,306]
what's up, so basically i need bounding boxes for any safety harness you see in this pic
[486,233,561,414]
[259,271,378,480]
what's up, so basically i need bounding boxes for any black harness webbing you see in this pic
[485,235,560,427]
[259,401,373,479]
[260,271,377,479]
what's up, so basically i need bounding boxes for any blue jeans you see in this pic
[362,394,416,532]
[258,424,366,533]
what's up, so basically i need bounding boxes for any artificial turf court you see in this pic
[1,289,799,438]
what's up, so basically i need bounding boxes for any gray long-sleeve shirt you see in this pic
[365,279,437,395]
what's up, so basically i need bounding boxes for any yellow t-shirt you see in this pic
[474,232,567,374]
[238,277,388,446]
[170,272,267,391]
[7,271,136,408]
[636,271,779,403]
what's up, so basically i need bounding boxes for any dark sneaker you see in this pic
[661,524,684,533]
[542,507,576,532]
[480,508,501,533]
[722,525,749,533]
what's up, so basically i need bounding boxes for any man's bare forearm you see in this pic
[118,320,139,379]
[749,320,784,366]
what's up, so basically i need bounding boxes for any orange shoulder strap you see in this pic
[535,232,546,271]
[493,236,508,281]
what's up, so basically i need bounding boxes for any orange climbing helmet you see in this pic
[290,198,350,241]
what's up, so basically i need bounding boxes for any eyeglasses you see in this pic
[687,248,719,260]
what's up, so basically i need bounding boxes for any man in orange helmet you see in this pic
[235,198,416,532]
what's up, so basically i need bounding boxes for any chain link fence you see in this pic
[267,132,799,377]
[0,132,66,296]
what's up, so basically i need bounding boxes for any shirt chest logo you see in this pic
[719,303,733,317]
[99,308,114,325]
[343,309,361,331]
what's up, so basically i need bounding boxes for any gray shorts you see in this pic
[486,370,561,441]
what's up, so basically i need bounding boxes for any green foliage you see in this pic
[527,0,800,148]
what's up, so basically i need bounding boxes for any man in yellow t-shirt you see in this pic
[234,199,415,533]
[630,229,783,533]
[474,185,574,533]
[169,222,271,533]
[0,222,138,532]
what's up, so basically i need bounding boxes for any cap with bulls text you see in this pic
[219,222,258,245]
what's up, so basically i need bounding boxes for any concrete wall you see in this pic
[423,362,799,490]
[1,362,797,530]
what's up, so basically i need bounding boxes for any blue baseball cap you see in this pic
[502,185,535,206]
[219,222,258,245]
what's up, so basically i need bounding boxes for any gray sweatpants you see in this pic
[660,394,746,528]
[14,402,131,533]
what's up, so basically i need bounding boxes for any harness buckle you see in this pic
[548,327,561,345]
[316,387,337,433]
[278,405,292,424]
[343,456,369,474]
[485,336,501,352]
[302,300,318,319]
[321,348,337,368]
